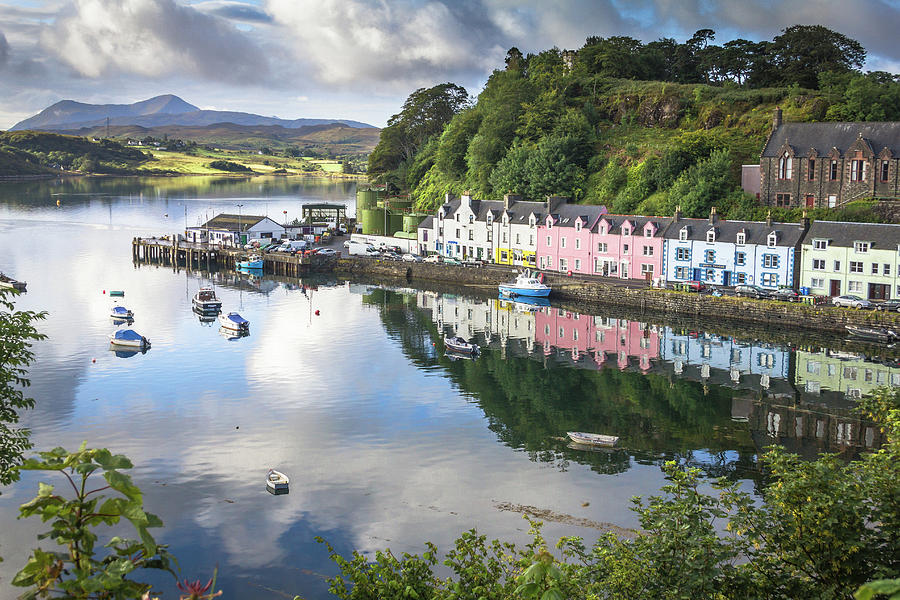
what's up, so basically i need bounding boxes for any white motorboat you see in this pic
[498,270,551,298]
[266,469,289,492]
[110,305,134,319]
[0,273,26,291]
[192,287,222,312]
[566,431,619,447]
[109,329,150,349]
[218,311,250,332]
[445,336,478,354]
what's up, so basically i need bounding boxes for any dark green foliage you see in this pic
[665,149,737,216]
[435,108,482,180]
[0,289,46,486]
[207,160,252,172]
[767,25,866,89]
[0,131,150,175]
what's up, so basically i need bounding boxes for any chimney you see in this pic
[461,190,472,208]
[801,210,810,231]
[444,192,453,205]
[674,205,682,222]
[709,206,717,225]
[504,193,520,211]
[773,106,782,131]
[766,210,772,227]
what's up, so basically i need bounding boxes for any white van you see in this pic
[278,240,308,253]
[349,242,376,257]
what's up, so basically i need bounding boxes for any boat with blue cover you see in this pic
[498,270,551,298]
[110,305,134,319]
[218,311,250,332]
[109,329,150,349]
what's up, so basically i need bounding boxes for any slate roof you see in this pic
[197,213,272,232]
[596,214,673,237]
[762,122,900,157]
[550,203,605,228]
[804,220,900,249]
[664,217,806,246]
[420,215,433,229]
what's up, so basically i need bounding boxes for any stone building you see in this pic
[758,108,900,208]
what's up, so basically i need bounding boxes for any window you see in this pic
[854,241,870,253]
[642,245,654,256]
[599,225,606,235]
[848,280,862,293]
[623,244,630,255]
[776,193,791,207]
[598,242,608,253]
[676,247,690,261]
[575,221,582,232]
[705,249,715,263]
[850,261,863,273]
[575,238,581,250]
[736,232,746,245]
[679,228,688,241]
[641,264,654,276]
[529,235,534,246]
[644,228,653,238]
[882,160,890,182]
[706,229,716,243]
[486,214,493,225]
[851,159,867,181]
[830,160,838,180]
[735,272,747,284]
[812,259,826,270]
[438,227,443,237]
[767,232,777,247]
[763,254,779,269]
[502,232,507,243]
[423,231,428,241]
[675,266,691,279]
[546,256,553,268]
[779,153,793,179]
[834,260,841,271]
[704,268,716,281]
[872,263,879,275]
[455,228,460,238]
[487,229,492,241]
[574,259,581,271]
[813,239,828,250]
[810,277,824,288]
[736,252,746,266]
[561,237,567,249]
[884,264,891,276]
[559,258,568,271]
[456,214,460,221]
[468,230,474,240]
[761,273,778,286]
[469,215,474,224]
[808,158,815,180]
[546,236,551,247]
[515,233,520,244]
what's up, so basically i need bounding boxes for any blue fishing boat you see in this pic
[238,255,264,269]
[498,270,551,298]
[109,329,150,349]
[110,305,134,319]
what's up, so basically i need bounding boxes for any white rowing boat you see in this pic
[566,431,619,447]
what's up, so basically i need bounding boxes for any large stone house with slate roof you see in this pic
[799,221,900,300]
[759,108,900,208]
[662,207,807,289]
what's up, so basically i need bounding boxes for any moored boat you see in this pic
[238,255,264,269]
[845,324,898,342]
[109,329,150,349]
[498,270,551,298]
[566,431,619,447]
[193,287,222,312]
[110,305,134,319]
[266,469,289,493]
[218,311,250,332]
[0,273,26,291]
[445,336,478,354]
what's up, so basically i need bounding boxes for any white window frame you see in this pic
[679,228,688,241]
[736,232,746,245]
[854,241,870,253]
[706,229,715,243]
[813,239,828,250]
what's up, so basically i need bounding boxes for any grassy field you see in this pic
[138,148,345,175]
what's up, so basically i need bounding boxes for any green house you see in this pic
[799,220,900,300]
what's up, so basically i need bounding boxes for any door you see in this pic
[693,268,701,281]
[805,194,816,208]
[830,280,841,296]
[723,271,731,286]
[869,283,889,300]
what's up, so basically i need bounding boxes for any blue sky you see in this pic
[2,0,900,129]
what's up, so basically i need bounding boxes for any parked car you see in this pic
[443,257,462,266]
[770,288,799,302]
[734,284,770,299]
[462,258,484,267]
[832,295,871,309]
[874,299,900,312]
[423,254,442,263]
[317,248,337,257]
[681,280,706,292]
[401,253,423,262]
[380,251,402,261]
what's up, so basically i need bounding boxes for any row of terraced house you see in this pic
[415,193,900,300]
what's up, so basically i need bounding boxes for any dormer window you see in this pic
[644,227,653,238]
[486,214,493,225]
[599,224,606,235]
[529,215,536,227]
[706,229,716,243]
[455,214,460,222]
[575,220,582,232]
[854,241,870,253]
[736,232,746,245]
[439,211,444,220]
[767,232,778,248]
[622,226,631,236]
[469,215,474,224]
[813,239,828,250]
[679,227,688,242]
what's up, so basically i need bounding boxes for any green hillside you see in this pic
[368,26,900,223]
[0,131,150,175]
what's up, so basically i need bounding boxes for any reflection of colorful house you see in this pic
[534,310,660,371]
[794,349,900,398]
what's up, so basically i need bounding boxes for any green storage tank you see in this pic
[386,213,404,236]
[402,213,427,233]
[361,208,385,235]
[388,198,412,212]
[357,188,378,210]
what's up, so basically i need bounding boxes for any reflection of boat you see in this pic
[218,312,250,332]
[113,348,148,359]
[499,292,550,310]
[110,305,134,319]
[567,431,619,447]
[109,329,151,349]
[193,287,222,312]
[498,270,551,298]
[445,336,478,354]
[266,469,289,493]
[238,255,264,269]
[0,273,26,291]
[446,349,477,361]
[218,326,249,341]
[192,306,217,325]
[845,325,897,342]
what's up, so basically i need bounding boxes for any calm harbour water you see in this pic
[0,176,891,599]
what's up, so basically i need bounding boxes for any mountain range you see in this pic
[10,94,375,132]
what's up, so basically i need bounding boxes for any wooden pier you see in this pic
[131,237,336,276]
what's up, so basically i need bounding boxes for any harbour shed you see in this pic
[185,214,286,247]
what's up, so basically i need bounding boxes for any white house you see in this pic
[185,214,286,247]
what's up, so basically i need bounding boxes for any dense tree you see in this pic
[435,108,482,180]
[768,24,866,89]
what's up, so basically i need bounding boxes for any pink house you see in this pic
[538,212,672,282]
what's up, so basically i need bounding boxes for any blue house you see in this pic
[662,208,808,289]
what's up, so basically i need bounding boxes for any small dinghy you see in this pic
[0,273,26,291]
[109,329,150,349]
[218,312,250,332]
[266,469,289,494]
[567,431,619,447]
[445,336,478,354]
[110,305,134,319]
[109,290,125,297]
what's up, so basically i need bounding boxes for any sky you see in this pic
[2,0,900,130]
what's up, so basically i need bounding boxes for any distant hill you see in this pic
[11,94,376,132]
